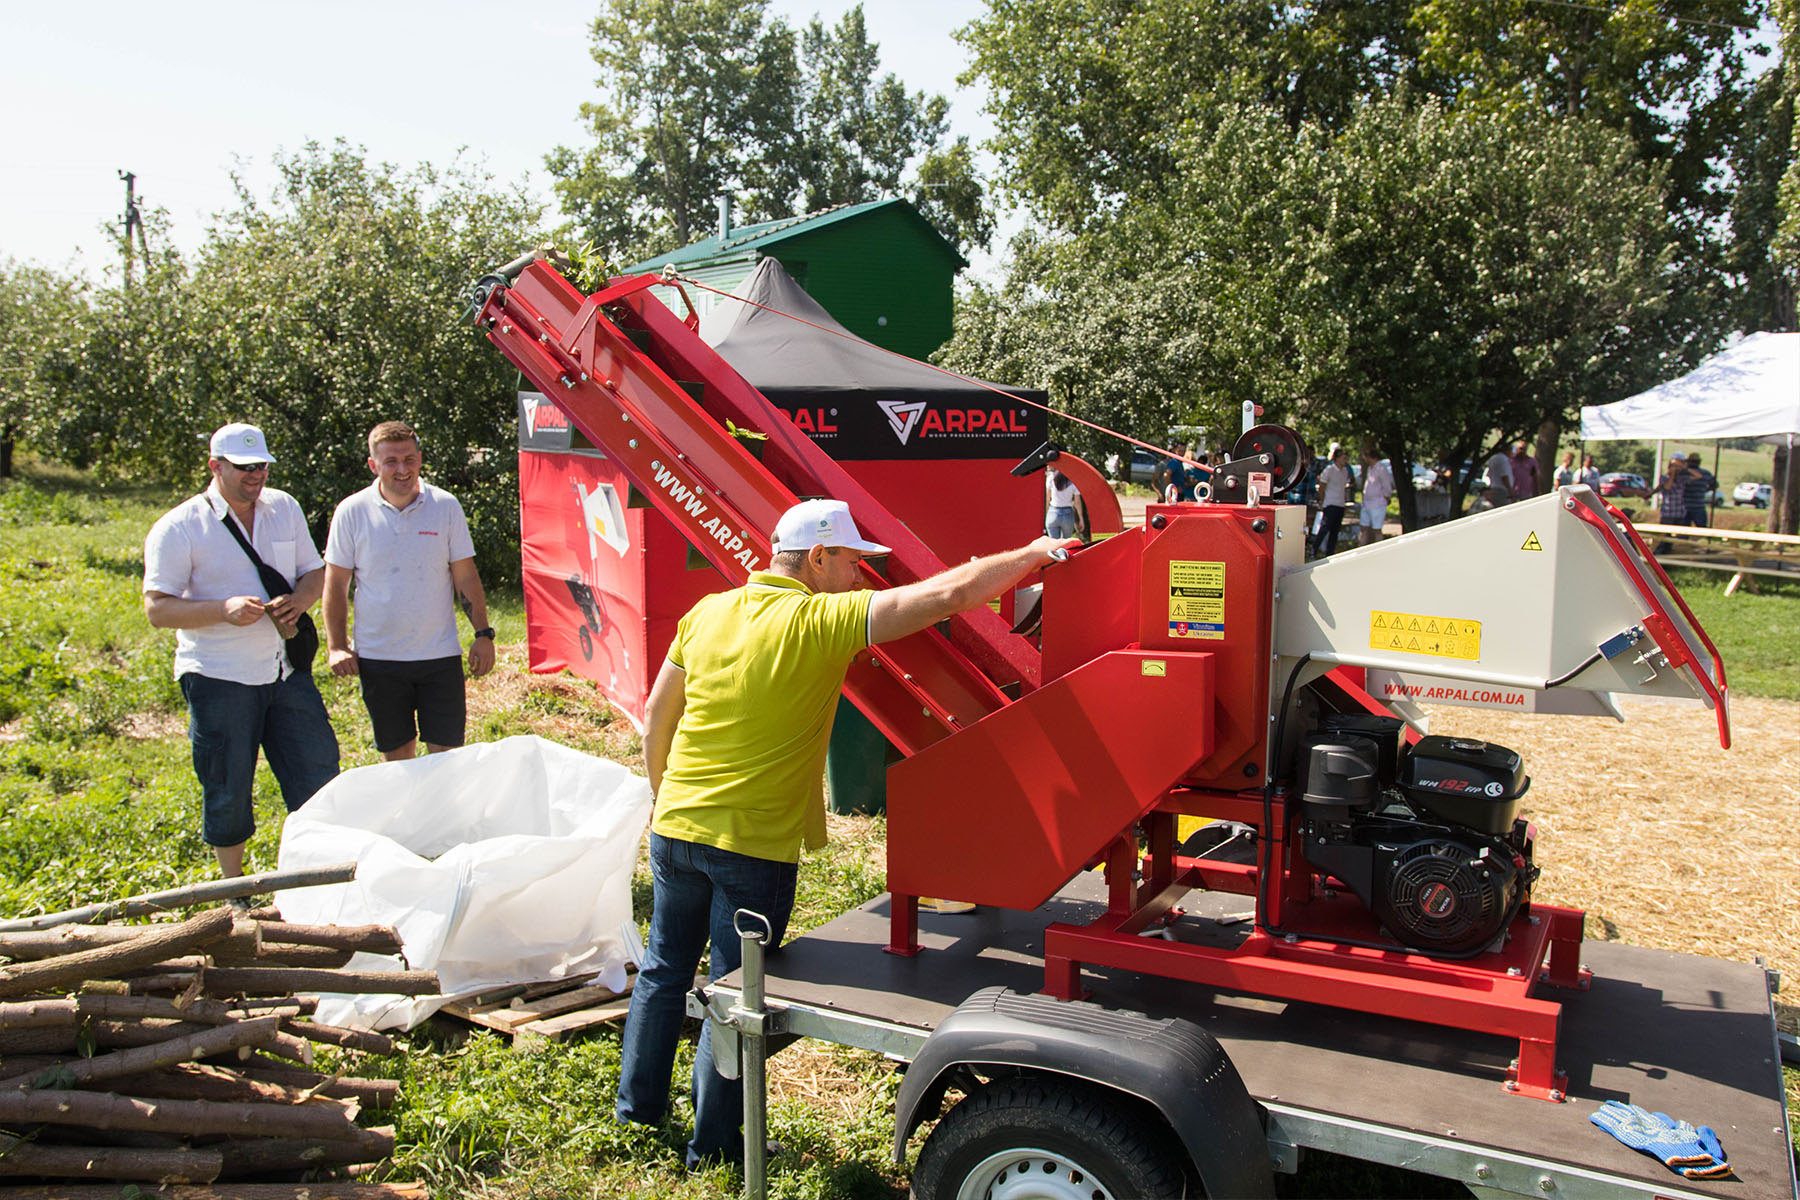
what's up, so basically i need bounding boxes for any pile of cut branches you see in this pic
[0,866,431,1198]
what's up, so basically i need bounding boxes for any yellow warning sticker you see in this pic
[1141,660,1167,677]
[1369,610,1482,661]
[1521,531,1544,552]
[1169,560,1225,640]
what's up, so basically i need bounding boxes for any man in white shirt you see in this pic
[1482,448,1513,508]
[1358,452,1395,545]
[1315,447,1352,555]
[323,421,494,761]
[143,423,340,879]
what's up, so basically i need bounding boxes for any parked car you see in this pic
[1127,447,1162,486]
[1733,481,1773,508]
[1598,472,1648,497]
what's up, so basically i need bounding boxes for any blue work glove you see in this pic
[1656,1114,1733,1179]
[1589,1102,1731,1177]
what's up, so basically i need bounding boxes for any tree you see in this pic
[551,0,988,261]
[940,97,1679,527]
[0,263,87,477]
[33,144,543,582]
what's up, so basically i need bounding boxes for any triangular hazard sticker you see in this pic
[1521,531,1544,552]
[1372,614,1388,629]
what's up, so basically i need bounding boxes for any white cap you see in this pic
[772,499,891,555]
[209,423,276,465]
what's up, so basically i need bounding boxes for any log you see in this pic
[232,998,315,1017]
[212,943,355,970]
[0,910,234,999]
[0,923,261,963]
[0,865,358,933]
[121,972,201,995]
[214,1126,394,1176]
[0,1136,220,1182]
[0,1185,427,1199]
[278,1020,395,1057]
[0,995,242,1031]
[252,922,404,956]
[0,1086,364,1139]
[237,1065,398,1109]
[99,1063,352,1107]
[0,1015,279,1092]
[198,967,438,996]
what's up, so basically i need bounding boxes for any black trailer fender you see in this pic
[893,986,1275,1199]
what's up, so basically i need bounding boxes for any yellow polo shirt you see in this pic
[651,573,874,863]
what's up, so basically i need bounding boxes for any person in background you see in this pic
[1481,447,1513,508]
[1358,450,1394,545]
[1158,443,1198,504]
[1682,452,1715,528]
[1553,451,1577,488]
[1316,447,1351,555]
[1655,455,1692,525]
[615,499,1075,1168]
[1044,465,1089,541]
[323,420,495,761]
[1509,441,1539,501]
[1578,454,1603,492]
[142,423,339,880]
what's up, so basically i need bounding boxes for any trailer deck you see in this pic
[709,874,1796,1200]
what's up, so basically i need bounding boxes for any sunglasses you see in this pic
[225,460,270,473]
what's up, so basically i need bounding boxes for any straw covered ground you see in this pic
[1420,695,1799,1032]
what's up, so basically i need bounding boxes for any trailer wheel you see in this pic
[911,1078,1194,1200]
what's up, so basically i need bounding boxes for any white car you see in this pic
[1732,481,1773,508]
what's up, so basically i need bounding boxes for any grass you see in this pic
[0,458,1793,1197]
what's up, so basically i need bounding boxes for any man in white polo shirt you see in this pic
[323,420,494,760]
[143,423,340,879]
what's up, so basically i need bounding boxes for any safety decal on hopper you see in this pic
[1368,610,1481,661]
[1169,560,1225,640]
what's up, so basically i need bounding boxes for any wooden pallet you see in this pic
[438,968,635,1046]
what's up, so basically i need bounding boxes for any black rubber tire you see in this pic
[911,1077,1194,1200]
[578,624,594,661]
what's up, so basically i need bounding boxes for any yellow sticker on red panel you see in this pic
[1169,560,1225,640]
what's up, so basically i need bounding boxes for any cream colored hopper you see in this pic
[1274,487,1728,746]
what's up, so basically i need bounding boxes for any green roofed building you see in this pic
[622,198,967,361]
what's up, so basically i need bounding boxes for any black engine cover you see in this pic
[1303,814,1533,957]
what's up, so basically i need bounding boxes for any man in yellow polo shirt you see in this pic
[616,497,1072,1168]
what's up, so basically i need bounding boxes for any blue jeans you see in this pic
[616,833,797,1167]
[1045,506,1078,539]
[180,670,340,847]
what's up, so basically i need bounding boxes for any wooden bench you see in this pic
[1629,522,1800,594]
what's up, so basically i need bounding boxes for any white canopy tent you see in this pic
[1580,331,1798,519]
[1580,332,1799,441]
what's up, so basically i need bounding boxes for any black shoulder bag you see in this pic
[219,510,320,673]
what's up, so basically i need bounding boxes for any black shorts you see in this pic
[357,655,465,752]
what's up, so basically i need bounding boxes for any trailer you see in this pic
[466,254,1797,1199]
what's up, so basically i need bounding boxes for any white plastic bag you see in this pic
[274,735,652,1030]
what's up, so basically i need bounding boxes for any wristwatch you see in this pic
[473,627,495,640]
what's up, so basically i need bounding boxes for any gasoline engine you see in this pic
[1296,715,1538,957]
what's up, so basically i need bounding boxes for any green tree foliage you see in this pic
[551,0,986,261]
[1728,63,1798,331]
[29,144,541,582]
[1772,0,1800,286]
[955,0,1786,520]
[0,263,88,476]
[940,97,1678,526]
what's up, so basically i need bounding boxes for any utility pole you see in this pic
[118,170,150,287]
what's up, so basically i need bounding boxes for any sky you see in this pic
[0,0,1006,281]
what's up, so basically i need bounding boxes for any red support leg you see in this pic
[886,893,921,958]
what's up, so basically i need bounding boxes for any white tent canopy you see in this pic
[1580,331,1800,441]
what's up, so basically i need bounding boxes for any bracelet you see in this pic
[473,627,495,640]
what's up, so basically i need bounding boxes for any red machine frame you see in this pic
[471,260,1720,1104]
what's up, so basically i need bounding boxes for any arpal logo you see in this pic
[877,399,928,445]
[522,393,542,438]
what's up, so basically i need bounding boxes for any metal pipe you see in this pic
[734,908,772,1200]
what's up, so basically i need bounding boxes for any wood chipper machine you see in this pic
[466,254,1730,1105]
